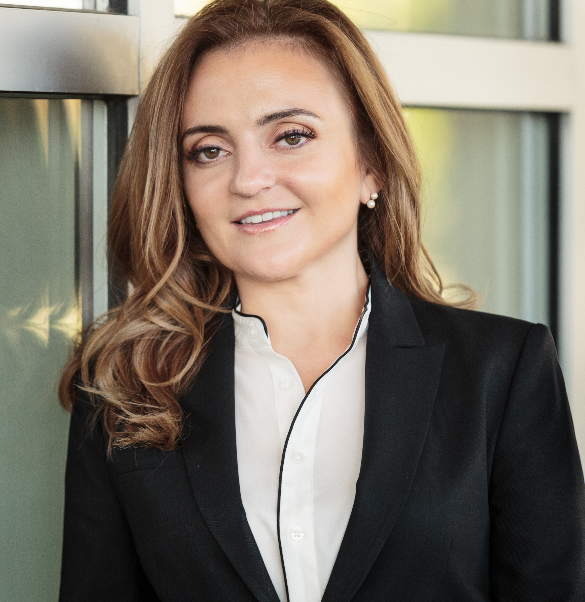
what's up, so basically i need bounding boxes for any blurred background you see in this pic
[1,0,584,599]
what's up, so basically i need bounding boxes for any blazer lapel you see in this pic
[322,264,446,602]
[180,316,280,602]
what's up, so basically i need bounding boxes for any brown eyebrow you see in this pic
[181,124,229,142]
[255,108,320,127]
[181,108,320,143]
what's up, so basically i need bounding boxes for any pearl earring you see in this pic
[367,192,378,209]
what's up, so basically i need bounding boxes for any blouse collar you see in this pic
[232,282,371,350]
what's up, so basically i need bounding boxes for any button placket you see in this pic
[266,355,304,445]
[279,380,327,602]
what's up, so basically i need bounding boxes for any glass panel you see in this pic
[404,108,550,324]
[1,0,83,7]
[0,98,81,601]
[174,0,552,40]
[2,0,119,12]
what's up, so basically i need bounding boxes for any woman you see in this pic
[58,0,585,600]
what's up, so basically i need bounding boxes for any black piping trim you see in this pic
[276,283,371,602]
[233,298,269,337]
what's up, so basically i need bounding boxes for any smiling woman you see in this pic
[58,1,585,601]
[180,40,378,380]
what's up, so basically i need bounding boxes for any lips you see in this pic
[233,208,298,232]
[238,210,295,224]
[234,208,298,224]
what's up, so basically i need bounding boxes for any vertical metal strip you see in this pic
[92,100,109,321]
[520,113,536,322]
[109,0,129,14]
[548,113,561,344]
[550,0,561,41]
[107,98,129,309]
[78,100,94,329]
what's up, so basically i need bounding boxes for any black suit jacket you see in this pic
[60,263,585,601]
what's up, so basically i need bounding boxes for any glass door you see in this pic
[0,5,138,600]
[0,97,81,600]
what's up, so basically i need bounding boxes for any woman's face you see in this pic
[181,40,376,283]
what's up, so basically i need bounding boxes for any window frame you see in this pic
[0,5,139,327]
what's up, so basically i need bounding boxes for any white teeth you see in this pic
[239,209,295,224]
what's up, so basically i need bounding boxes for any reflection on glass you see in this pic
[3,0,81,7]
[331,0,550,39]
[175,0,206,17]
[174,0,551,40]
[404,108,550,324]
[4,0,113,11]
[0,98,81,601]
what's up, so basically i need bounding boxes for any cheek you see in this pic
[183,170,224,227]
[189,204,232,266]
[281,145,361,193]
[281,146,361,209]
[184,193,228,261]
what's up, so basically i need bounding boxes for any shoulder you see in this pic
[408,296,553,366]
[404,297,562,410]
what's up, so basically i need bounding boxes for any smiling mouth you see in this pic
[237,209,297,224]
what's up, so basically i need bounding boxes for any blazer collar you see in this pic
[322,261,446,602]
[180,317,281,602]
[366,258,427,347]
[180,260,445,602]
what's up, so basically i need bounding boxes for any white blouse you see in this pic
[233,287,371,602]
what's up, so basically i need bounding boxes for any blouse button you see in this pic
[290,527,304,542]
[248,326,259,339]
[292,452,305,464]
[279,378,293,391]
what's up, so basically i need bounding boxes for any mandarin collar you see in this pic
[231,283,371,350]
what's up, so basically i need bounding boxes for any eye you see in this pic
[185,145,229,164]
[275,127,316,148]
[283,133,303,146]
[202,147,221,159]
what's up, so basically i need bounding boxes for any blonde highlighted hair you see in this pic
[59,0,475,451]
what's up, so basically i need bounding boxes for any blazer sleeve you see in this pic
[59,387,160,602]
[489,323,585,600]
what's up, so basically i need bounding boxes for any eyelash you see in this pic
[185,126,316,164]
[276,127,316,146]
[184,146,226,164]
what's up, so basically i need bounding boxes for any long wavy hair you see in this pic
[59,0,476,451]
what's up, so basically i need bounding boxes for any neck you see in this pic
[234,243,369,391]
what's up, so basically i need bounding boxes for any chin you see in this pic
[230,249,310,283]
[234,262,300,283]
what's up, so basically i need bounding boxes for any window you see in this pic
[406,108,554,327]
[0,6,137,599]
[175,0,554,39]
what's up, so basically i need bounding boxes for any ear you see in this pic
[359,171,380,206]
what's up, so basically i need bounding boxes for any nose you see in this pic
[230,146,276,197]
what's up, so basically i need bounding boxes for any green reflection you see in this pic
[329,0,526,38]
[405,107,550,323]
[0,98,80,601]
[175,0,549,40]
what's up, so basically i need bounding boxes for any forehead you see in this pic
[183,40,350,126]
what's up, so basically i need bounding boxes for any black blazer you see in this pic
[60,262,585,601]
